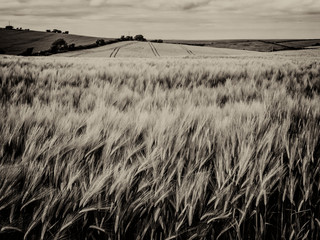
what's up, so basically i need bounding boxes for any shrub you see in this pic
[52,29,62,33]
[96,39,106,46]
[68,43,75,50]
[18,47,33,56]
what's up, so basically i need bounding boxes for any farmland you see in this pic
[0,28,113,55]
[1,49,320,239]
[58,41,255,58]
[165,39,320,52]
[1,28,320,56]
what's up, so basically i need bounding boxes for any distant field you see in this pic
[0,28,113,55]
[1,49,320,239]
[165,39,320,52]
[2,28,320,56]
[58,41,255,58]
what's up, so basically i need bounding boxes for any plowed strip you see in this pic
[110,42,137,58]
[148,42,157,57]
[151,43,160,57]
[181,45,195,55]
[109,47,118,57]
[148,42,160,57]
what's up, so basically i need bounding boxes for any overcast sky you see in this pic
[1,0,320,39]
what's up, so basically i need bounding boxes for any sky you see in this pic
[0,0,320,39]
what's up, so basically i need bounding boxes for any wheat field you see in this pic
[0,53,320,239]
[58,42,255,58]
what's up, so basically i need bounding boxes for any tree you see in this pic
[134,34,146,41]
[50,38,68,53]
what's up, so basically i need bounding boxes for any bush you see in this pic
[120,36,133,41]
[96,39,106,46]
[18,47,34,56]
[68,43,75,50]
[50,45,58,54]
[150,39,163,43]
[52,29,62,33]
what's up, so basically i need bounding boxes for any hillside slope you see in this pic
[2,28,319,56]
[58,41,255,58]
[0,28,113,55]
[165,39,320,52]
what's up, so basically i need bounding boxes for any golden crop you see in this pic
[0,54,320,239]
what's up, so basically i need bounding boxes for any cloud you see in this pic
[1,0,319,21]
[85,0,212,10]
[179,0,211,10]
[1,0,319,39]
[5,0,320,14]
[143,0,212,10]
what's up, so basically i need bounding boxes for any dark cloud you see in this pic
[305,10,320,15]
[180,0,211,10]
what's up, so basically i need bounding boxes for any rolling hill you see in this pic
[164,39,320,52]
[1,28,320,56]
[58,41,255,58]
[0,28,113,55]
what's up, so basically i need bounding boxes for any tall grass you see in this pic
[0,55,320,239]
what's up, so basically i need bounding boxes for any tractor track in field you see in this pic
[109,42,136,58]
[148,42,160,57]
[180,45,195,55]
[109,47,119,58]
